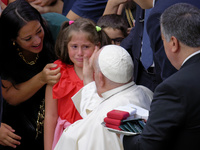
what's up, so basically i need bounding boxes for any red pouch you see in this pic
[105,123,121,130]
[107,110,130,120]
[104,117,122,126]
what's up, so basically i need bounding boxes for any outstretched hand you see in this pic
[0,123,21,148]
[83,46,99,85]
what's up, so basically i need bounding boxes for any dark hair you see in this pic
[97,14,129,37]
[55,17,111,65]
[0,0,55,83]
[160,3,200,47]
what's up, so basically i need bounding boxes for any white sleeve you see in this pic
[72,81,103,118]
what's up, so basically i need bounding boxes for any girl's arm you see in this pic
[1,63,60,106]
[44,84,58,150]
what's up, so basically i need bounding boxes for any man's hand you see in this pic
[83,46,99,85]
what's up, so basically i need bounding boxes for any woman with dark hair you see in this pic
[0,0,60,149]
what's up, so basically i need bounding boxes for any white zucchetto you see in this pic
[98,45,134,83]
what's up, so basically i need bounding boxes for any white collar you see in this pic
[182,50,200,66]
[101,81,136,100]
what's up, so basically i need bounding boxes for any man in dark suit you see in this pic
[123,3,200,150]
[121,2,161,92]
[147,0,200,81]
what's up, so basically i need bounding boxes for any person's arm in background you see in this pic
[1,0,63,15]
[103,0,126,15]
[29,0,56,7]
[103,0,143,15]
[30,0,63,14]
[134,0,153,9]
[103,0,154,15]
[66,10,80,21]
[66,0,108,22]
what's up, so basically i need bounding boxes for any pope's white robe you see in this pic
[54,81,153,150]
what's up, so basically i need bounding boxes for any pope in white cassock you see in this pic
[54,45,153,150]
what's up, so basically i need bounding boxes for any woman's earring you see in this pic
[13,41,16,46]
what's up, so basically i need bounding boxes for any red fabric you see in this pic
[1,0,8,5]
[104,117,122,126]
[53,60,83,123]
[107,110,130,120]
[105,123,121,131]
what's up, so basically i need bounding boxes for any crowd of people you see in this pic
[0,0,200,150]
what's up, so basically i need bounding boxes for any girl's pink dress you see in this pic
[52,60,83,149]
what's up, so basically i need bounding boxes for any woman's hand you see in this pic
[0,123,21,148]
[40,63,61,85]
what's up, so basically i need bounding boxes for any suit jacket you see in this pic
[121,4,161,92]
[123,52,200,150]
[147,0,200,81]
[121,4,143,78]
